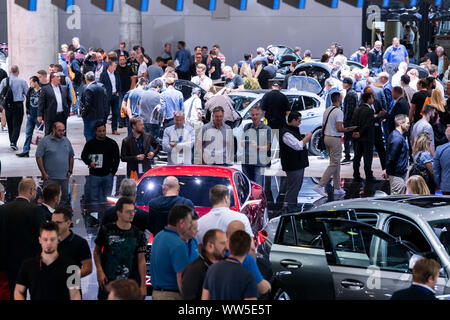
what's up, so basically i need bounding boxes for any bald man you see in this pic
[0,178,45,298]
[225,221,271,296]
[148,176,195,235]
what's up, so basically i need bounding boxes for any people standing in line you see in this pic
[94,198,147,300]
[35,122,74,208]
[410,104,436,156]
[163,111,195,165]
[341,77,358,163]
[51,208,92,282]
[107,279,142,300]
[391,258,440,300]
[383,114,411,194]
[313,92,354,197]
[202,230,257,301]
[81,122,120,204]
[150,204,194,300]
[161,77,184,128]
[196,185,253,243]
[433,127,450,195]
[241,105,271,188]
[138,79,163,138]
[388,86,410,133]
[351,92,376,182]
[411,133,435,194]
[17,76,42,158]
[181,229,227,300]
[99,60,122,136]
[37,72,71,136]
[121,117,161,179]
[80,72,108,142]
[0,65,29,151]
[175,41,191,81]
[280,111,312,211]
[147,176,195,236]
[0,179,43,299]
[14,221,81,300]
[36,184,61,222]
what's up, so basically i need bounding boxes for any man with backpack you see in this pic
[0,65,29,151]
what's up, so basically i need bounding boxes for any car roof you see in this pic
[229,89,320,98]
[304,196,450,222]
[139,165,237,181]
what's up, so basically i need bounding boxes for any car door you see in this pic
[320,218,417,300]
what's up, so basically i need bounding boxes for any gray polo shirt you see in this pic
[0,75,28,102]
[36,135,75,180]
[201,122,233,165]
[139,89,161,124]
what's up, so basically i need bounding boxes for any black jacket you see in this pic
[386,129,409,177]
[36,204,53,222]
[388,96,410,133]
[80,82,108,121]
[368,48,383,69]
[99,69,122,100]
[0,198,45,280]
[391,284,438,300]
[343,89,358,126]
[37,84,71,122]
[81,137,120,176]
[121,133,161,177]
[280,125,309,172]
[351,103,375,142]
[370,85,387,111]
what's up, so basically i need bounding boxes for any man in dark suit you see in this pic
[115,42,129,59]
[37,72,71,136]
[121,117,161,179]
[0,178,44,299]
[391,258,440,300]
[388,86,410,133]
[351,92,376,182]
[81,71,108,142]
[99,60,122,135]
[36,183,61,222]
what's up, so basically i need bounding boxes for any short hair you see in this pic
[130,116,143,128]
[361,92,373,103]
[287,111,302,123]
[392,86,404,95]
[85,71,95,82]
[202,46,208,50]
[412,258,441,284]
[244,53,251,60]
[138,77,149,87]
[256,47,265,54]
[173,110,185,118]
[223,66,232,73]
[331,92,342,104]
[107,60,116,68]
[119,179,137,198]
[202,229,222,248]
[165,77,175,86]
[178,41,186,48]
[394,114,408,126]
[94,121,106,131]
[401,74,410,85]
[229,230,251,257]
[18,178,36,195]
[210,50,217,56]
[209,185,230,206]
[168,204,193,226]
[212,106,225,114]
[37,70,47,77]
[55,64,63,72]
[378,72,390,81]
[196,63,206,71]
[53,207,73,221]
[213,44,220,49]
[155,56,163,63]
[42,184,61,203]
[106,279,141,300]
[422,104,436,116]
[192,87,201,96]
[150,79,163,89]
[72,37,80,43]
[267,55,274,64]
[428,64,438,75]
[10,65,19,74]
[325,78,335,87]
[116,197,135,213]
[304,50,312,57]
[418,78,428,89]
[40,221,58,236]
[250,105,262,112]
[30,76,39,83]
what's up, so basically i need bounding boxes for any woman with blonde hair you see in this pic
[407,69,419,90]
[410,132,435,194]
[406,175,431,195]
[430,89,445,113]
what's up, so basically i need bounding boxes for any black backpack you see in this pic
[0,77,14,109]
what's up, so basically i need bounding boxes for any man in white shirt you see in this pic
[196,184,253,244]
[184,88,203,129]
[191,64,212,92]
[162,111,195,165]
[391,62,408,88]
[137,54,148,79]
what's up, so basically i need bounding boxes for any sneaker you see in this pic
[341,158,352,164]
[334,188,346,196]
[312,185,328,197]
[16,152,29,158]
[10,145,18,151]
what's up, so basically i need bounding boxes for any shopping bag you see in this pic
[31,125,45,145]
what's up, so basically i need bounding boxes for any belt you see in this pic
[153,288,179,293]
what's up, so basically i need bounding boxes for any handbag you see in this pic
[319,107,338,151]
[31,124,45,146]
[409,152,434,189]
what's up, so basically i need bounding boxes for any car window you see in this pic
[355,212,379,227]
[234,172,250,206]
[277,216,296,246]
[230,95,256,113]
[293,216,324,249]
[428,219,450,257]
[303,96,318,110]
[386,217,432,254]
[290,96,304,112]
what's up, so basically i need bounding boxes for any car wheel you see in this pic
[308,129,322,156]
[273,288,291,300]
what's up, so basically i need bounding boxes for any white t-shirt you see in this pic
[192,75,213,91]
[196,207,254,243]
[138,62,148,77]
[323,106,344,137]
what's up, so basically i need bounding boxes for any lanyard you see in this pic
[175,126,184,143]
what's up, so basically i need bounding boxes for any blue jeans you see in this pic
[89,175,114,205]
[83,119,103,142]
[242,165,265,188]
[72,83,81,113]
[145,123,160,140]
[370,67,382,75]
[108,95,120,132]
[23,114,40,153]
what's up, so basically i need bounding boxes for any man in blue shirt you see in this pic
[150,204,194,300]
[175,41,191,80]
[238,53,255,74]
[126,78,148,136]
[161,77,184,128]
[434,127,450,195]
[383,38,409,64]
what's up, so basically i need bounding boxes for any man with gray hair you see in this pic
[101,178,150,232]
[252,47,267,67]
[434,127,450,195]
[163,110,195,165]
[80,71,108,141]
[428,64,445,99]
[147,176,195,236]
[184,88,203,129]
[436,46,448,80]
[139,79,163,138]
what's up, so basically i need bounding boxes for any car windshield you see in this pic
[136,175,235,207]
[229,95,257,113]
[428,219,450,257]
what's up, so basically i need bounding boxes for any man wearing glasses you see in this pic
[36,122,74,208]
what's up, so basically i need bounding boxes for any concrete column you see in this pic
[7,0,59,80]
[384,21,401,51]
[119,1,142,50]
